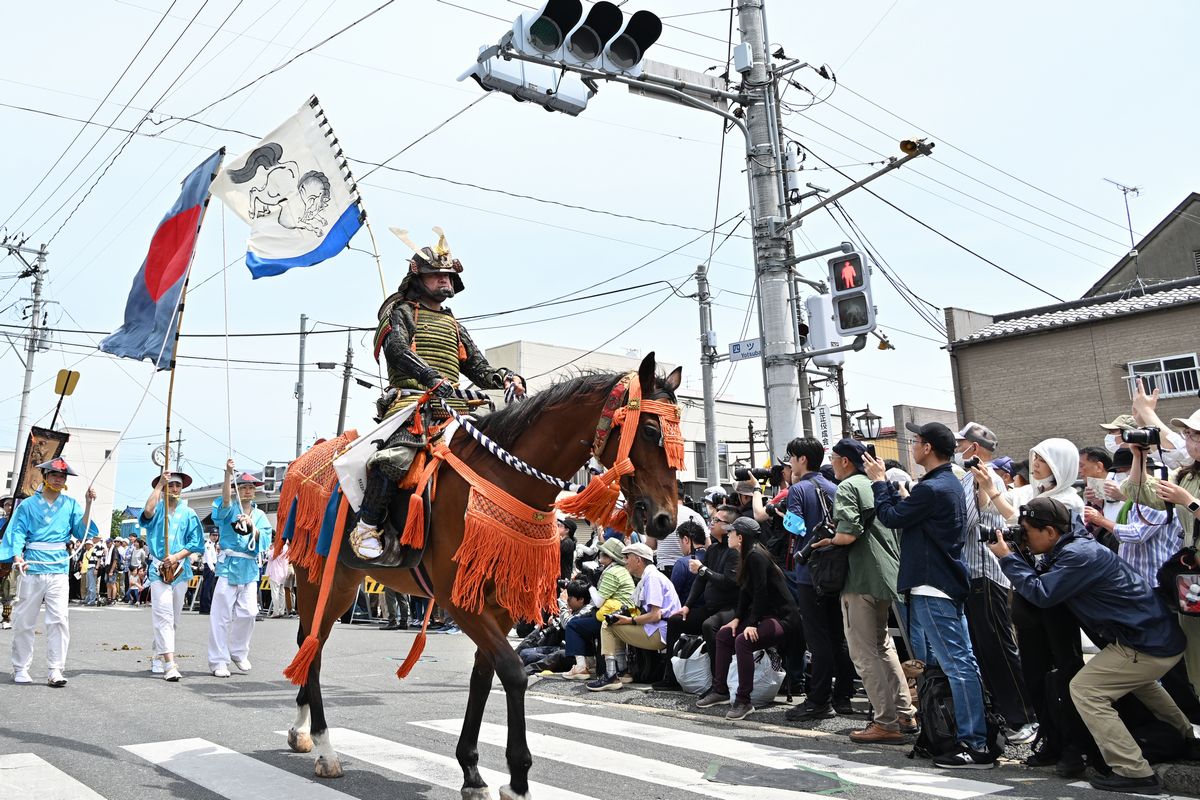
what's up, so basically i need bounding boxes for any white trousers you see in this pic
[11,573,69,674]
[150,579,188,657]
[207,576,258,667]
[269,579,285,616]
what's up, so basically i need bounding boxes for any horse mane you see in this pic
[470,370,623,450]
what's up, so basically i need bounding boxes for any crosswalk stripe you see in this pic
[315,728,601,800]
[531,711,1009,799]
[0,754,107,800]
[122,738,357,800]
[413,718,832,800]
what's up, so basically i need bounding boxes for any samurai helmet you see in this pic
[391,226,466,300]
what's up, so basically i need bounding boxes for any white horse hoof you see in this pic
[314,756,343,779]
[287,729,313,753]
[460,788,491,800]
[499,785,531,800]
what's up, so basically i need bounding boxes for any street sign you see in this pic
[815,405,834,450]
[728,338,763,362]
[54,369,80,396]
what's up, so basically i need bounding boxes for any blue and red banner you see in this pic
[100,149,224,369]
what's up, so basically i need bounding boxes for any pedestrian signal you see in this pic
[827,252,876,336]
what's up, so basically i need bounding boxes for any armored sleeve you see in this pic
[457,322,508,390]
[381,303,419,380]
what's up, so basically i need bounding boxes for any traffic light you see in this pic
[804,294,844,368]
[460,1,663,115]
[827,252,876,336]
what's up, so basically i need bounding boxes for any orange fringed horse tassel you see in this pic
[451,488,558,622]
[395,599,437,679]
[400,491,425,549]
[277,430,357,576]
[555,456,634,528]
[284,495,350,686]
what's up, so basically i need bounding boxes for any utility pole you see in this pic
[748,419,756,465]
[295,313,308,458]
[695,265,721,486]
[336,329,353,435]
[835,365,851,438]
[5,240,48,484]
[738,0,801,462]
[172,430,184,471]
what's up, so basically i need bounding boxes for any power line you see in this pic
[0,0,183,231]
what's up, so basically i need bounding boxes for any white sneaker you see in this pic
[349,521,384,559]
[47,669,67,688]
[211,663,231,678]
[0,620,11,629]
[233,658,252,672]
[1005,722,1038,746]
[164,663,182,682]
[561,665,591,680]
[13,669,31,684]
[150,657,164,674]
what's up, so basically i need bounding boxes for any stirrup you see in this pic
[350,522,385,560]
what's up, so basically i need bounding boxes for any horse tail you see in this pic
[227,142,284,184]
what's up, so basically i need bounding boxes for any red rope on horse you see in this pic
[395,597,437,680]
[283,493,350,686]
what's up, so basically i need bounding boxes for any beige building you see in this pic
[946,277,1200,460]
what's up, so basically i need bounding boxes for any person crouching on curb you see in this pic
[989,496,1196,795]
[141,471,203,682]
[696,517,799,720]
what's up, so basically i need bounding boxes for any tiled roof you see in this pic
[954,277,1200,346]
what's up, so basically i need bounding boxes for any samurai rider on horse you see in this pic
[349,227,526,564]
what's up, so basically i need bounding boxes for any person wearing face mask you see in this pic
[142,471,203,683]
[956,423,1036,746]
[1149,408,1200,696]
[975,437,1090,775]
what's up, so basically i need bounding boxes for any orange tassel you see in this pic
[400,491,425,549]
[395,600,437,680]
[555,475,620,528]
[284,635,320,684]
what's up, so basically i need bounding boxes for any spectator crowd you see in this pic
[527,378,1200,795]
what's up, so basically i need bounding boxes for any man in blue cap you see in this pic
[141,469,203,682]
[4,458,95,686]
[207,460,273,678]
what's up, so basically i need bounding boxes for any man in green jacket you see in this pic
[813,438,916,743]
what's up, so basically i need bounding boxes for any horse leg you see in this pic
[457,648,496,800]
[288,566,362,779]
[456,611,532,800]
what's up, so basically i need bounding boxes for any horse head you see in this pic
[609,351,682,539]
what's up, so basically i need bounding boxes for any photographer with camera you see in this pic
[751,462,795,569]
[696,517,799,720]
[516,580,595,675]
[656,505,742,691]
[785,437,857,723]
[989,496,1195,795]
[1130,378,1195,470]
[865,422,993,769]
[955,423,1037,745]
[587,542,680,692]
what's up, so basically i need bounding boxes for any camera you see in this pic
[962,455,981,470]
[795,539,817,565]
[1121,426,1161,447]
[604,606,634,624]
[982,523,1022,547]
[734,467,771,482]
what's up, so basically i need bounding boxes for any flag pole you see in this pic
[362,215,388,299]
[159,151,224,579]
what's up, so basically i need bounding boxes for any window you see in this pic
[104,449,112,459]
[693,442,729,481]
[1127,353,1200,399]
[1193,249,1200,275]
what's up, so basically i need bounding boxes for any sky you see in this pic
[0,0,1196,509]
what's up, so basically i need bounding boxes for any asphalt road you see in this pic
[0,602,1194,800]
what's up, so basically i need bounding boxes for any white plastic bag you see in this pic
[332,403,417,511]
[672,642,712,696]
[726,648,785,707]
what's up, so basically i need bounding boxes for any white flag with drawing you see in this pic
[210,95,363,279]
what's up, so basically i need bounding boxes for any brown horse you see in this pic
[283,353,682,799]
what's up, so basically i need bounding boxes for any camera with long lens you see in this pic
[1121,426,1161,447]
[982,523,1022,547]
[962,455,981,470]
[733,467,772,482]
[604,605,635,624]
[795,539,817,565]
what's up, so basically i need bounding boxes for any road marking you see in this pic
[493,688,583,707]
[298,728,601,800]
[123,738,356,800]
[531,711,1009,799]
[413,718,832,800]
[0,754,106,800]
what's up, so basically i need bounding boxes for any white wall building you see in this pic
[1,426,121,538]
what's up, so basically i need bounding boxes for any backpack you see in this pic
[1156,519,1200,617]
[799,476,850,596]
[908,665,1007,760]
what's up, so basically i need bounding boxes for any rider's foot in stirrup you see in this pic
[350,520,385,560]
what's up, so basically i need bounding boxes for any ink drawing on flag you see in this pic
[211,95,364,279]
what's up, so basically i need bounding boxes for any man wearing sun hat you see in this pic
[141,469,203,682]
[4,458,95,686]
[207,460,273,678]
